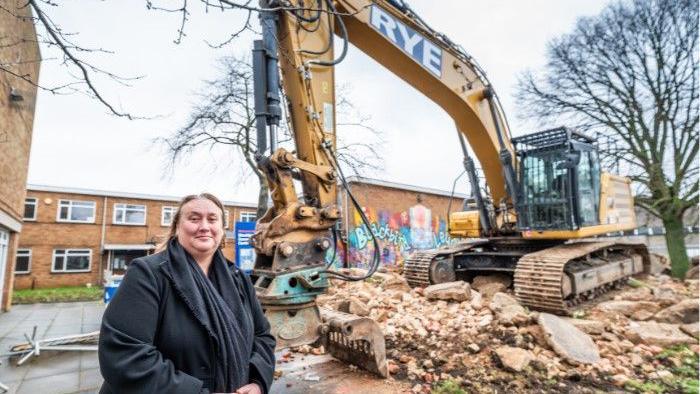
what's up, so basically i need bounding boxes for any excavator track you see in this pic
[514,241,647,315]
[404,241,486,288]
[403,251,439,288]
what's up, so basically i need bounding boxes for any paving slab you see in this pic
[1,302,400,393]
[15,370,80,394]
[0,302,105,393]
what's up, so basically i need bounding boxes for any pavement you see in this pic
[0,302,104,394]
[0,302,401,394]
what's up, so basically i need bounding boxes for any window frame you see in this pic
[113,203,147,226]
[51,249,92,273]
[161,206,177,227]
[23,198,37,221]
[224,210,230,229]
[56,199,96,224]
[239,211,257,222]
[15,249,31,274]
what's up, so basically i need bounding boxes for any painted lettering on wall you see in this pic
[369,5,442,77]
[346,204,452,267]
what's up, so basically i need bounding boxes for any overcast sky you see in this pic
[27,0,611,203]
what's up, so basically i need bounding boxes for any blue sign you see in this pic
[369,5,442,77]
[235,221,256,274]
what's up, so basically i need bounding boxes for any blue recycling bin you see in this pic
[103,280,121,304]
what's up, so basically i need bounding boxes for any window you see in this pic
[23,198,37,220]
[224,210,230,229]
[111,250,147,271]
[52,249,91,272]
[114,203,146,225]
[162,206,177,226]
[15,249,31,274]
[240,211,257,222]
[57,200,96,223]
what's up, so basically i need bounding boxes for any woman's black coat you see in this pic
[98,250,276,394]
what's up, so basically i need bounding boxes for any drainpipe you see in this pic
[99,196,107,285]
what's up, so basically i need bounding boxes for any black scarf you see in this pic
[166,237,251,392]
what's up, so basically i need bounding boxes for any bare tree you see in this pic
[160,55,384,218]
[516,0,698,277]
[2,0,372,119]
[0,0,147,119]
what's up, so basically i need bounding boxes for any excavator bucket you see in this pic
[319,307,387,378]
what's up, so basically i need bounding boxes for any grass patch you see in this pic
[12,286,103,304]
[626,345,699,394]
[432,379,466,394]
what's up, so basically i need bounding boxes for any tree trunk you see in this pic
[256,180,269,219]
[662,214,689,278]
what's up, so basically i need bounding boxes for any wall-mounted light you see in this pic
[9,87,24,102]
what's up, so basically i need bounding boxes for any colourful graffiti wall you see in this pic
[346,204,451,267]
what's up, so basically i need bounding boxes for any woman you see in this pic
[99,193,275,394]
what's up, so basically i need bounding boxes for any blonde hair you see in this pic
[155,193,227,252]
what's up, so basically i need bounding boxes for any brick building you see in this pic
[0,3,40,310]
[339,176,468,267]
[15,185,257,290]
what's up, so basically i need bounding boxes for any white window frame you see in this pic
[240,211,257,222]
[51,249,92,273]
[161,206,177,227]
[15,249,31,274]
[56,199,96,223]
[113,203,147,226]
[23,198,37,221]
[224,210,230,229]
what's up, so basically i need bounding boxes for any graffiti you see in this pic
[345,204,453,267]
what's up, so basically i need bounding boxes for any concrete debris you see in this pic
[626,321,696,347]
[306,266,699,391]
[490,293,529,326]
[474,282,507,300]
[303,373,320,382]
[382,275,411,292]
[338,297,370,317]
[653,299,699,324]
[681,322,699,339]
[563,318,605,335]
[470,289,483,310]
[652,287,680,306]
[538,313,600,365]
[472,274,512,291]
[648,253,670,275]
[493,346,533,372]
[595,300,661,317]
[424,281,471,302]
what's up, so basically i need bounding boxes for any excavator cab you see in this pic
[514,127,601,231]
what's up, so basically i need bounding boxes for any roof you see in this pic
[103,244,156,251]
[26,184,258,208]
[343,176,469,199]
[27,176,467,208]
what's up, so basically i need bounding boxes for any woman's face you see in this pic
[176,198,224,257]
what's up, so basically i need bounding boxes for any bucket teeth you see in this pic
[319,307,387,378]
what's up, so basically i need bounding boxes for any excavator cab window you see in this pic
[513,127,600,231]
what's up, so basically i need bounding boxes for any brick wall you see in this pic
[0,1,40,310]
[16,189,256,289]
[0,1,39,223]
[340,180,466,267]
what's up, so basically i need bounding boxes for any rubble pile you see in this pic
[313,269,700,393]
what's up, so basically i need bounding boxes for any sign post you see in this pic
[235,221,256,274]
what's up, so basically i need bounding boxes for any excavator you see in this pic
[249,0,648,378]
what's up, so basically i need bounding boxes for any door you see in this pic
[0,229,9,308]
